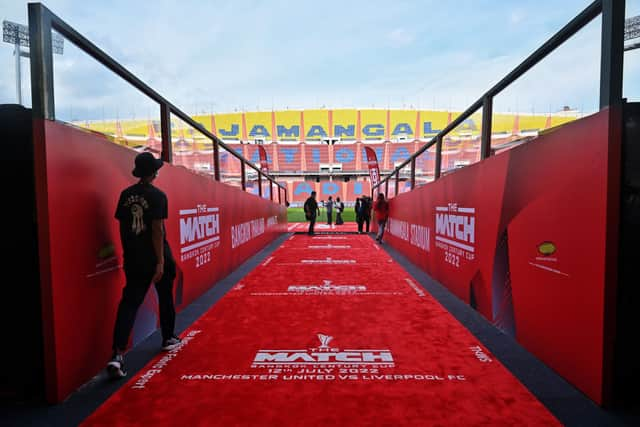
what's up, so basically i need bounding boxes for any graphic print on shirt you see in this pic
[123,194,150,235]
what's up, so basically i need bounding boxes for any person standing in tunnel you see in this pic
[361,194,372,234]
[373,193,390,243]
[355,197,363,233]
[326,196,334,228]
[304,191,320,235]
[335,197,344,226]
[107,152,182,379]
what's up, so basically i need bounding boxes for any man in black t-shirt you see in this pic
[360,194,372,233]
[304,191,320,235]
[107,152,181,379]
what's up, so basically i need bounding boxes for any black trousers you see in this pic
[327,211,333,225]
[377,218,388,240]
[112,251,176,352]
[308,214,317,234]
[362,216,371,233]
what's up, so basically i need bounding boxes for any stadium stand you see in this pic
[77,108,578,203]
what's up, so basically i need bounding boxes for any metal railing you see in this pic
[27,2,287,205]
[373,0,625,196]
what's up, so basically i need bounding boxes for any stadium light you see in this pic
[2,20,64,105]
[625,15,640,51]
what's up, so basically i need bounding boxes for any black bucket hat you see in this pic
[132,152,164,178]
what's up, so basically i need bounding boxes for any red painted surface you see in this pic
[380,110,620,404]
[83,234,560,427]
[33,120,286,403]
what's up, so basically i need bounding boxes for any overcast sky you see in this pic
[1,0,639,122]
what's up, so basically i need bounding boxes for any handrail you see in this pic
[27,2,287,201]
[373,0,625,194]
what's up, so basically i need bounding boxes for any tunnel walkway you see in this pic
[81,232,559,426]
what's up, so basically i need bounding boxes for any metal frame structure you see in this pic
[373,0,626,195]
[26,3,287,204]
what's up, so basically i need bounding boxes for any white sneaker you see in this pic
[162,336,182,351]
[107,353,127,379]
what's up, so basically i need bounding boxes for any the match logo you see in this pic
[181,333,466,382]
[248,280,403,297]
[287,280,367,295]
[435,203,476,268]
[252,334,395,367]
[179,205,220,268]
[301,257,356,264]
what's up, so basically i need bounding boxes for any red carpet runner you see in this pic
[288,221,360,233]
[83,234,559,426]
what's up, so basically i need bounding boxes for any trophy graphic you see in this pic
[317,334,333,349]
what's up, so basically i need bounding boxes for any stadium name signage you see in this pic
[218,122,444,139]
[387,217,431,252]
[231,218,266,249]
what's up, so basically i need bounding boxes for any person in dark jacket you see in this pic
[335,197,345,225]
[107,152,181,379]
[355,197,364,233]
[304,191,320,235]
[360,194,372,233]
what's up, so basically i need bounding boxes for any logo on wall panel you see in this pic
[87,242,120,278]
[537,241,557,257]
[179,205,220,268]
[528,240,569,277]
[435,203,476,268]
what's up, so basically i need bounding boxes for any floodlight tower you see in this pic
[2,20,64,105]
[625,15,640,51]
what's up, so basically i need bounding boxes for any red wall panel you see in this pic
[380,110,619,405]
[34,120,286,403]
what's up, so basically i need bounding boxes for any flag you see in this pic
[257,144,269,174]
[364,146,380,188]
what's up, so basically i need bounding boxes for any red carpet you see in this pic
[289,221,361,233]
[83,234,559,426]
